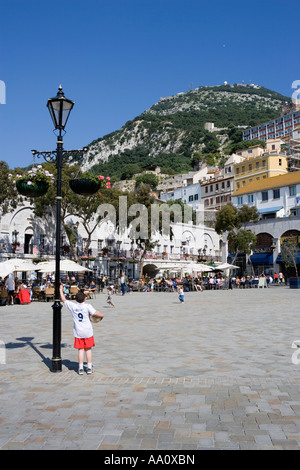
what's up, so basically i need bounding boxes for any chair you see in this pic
[32,286,43,301]
[88,290,96,299]
[19,289,31,304]
[70,286,79,299]
[44,287,55,302]
[0,290,8,306]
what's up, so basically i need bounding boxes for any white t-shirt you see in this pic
[64,300,97,339]
[5,276,15,291]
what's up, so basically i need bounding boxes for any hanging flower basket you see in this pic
[16,179,49,197]
[69,174,111,196]
[69,178,101,196]
[11,165,53,198]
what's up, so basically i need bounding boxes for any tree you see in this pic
[0,161,23,221]
[215,203,259,264]
[127,183,157,279]
[120,163,142,180]
[32,163,115,259]
[135,173,159,190]
[280,235,299,278]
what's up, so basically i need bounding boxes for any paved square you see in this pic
[1,286,300,449]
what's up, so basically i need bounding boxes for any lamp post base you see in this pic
[51,300,63,372]
[51,358,62,372]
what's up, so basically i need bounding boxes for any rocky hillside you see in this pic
[71,84,290,178]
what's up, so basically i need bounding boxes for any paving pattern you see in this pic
[1,287,300,450]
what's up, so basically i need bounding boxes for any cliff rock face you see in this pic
[70,84,289,172]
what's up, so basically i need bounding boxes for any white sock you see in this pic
[79,363,83,370]
[87,363,92,369]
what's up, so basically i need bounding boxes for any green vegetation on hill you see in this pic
[83,84,291,181]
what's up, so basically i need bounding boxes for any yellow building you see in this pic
[234,147,288,191]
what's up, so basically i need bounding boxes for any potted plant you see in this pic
[11,241,20,253]
[69,172,111,196]
[12,165,53,197]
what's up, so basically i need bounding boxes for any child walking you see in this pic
[178,286,184,303]
[59,283,103,375]
[106,287,115,307]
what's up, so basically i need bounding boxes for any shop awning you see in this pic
[250,253,273,264]
[276,253,300,264]
[257,206,282,214]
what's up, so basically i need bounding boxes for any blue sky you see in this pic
[1,0,299,169]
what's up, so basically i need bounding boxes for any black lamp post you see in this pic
[46,86,74,372]
[32,86,86,372]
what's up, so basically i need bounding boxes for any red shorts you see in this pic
[74,336,95,349]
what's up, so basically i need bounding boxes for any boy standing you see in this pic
[59,284,103,375]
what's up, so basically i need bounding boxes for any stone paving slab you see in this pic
[0,287,300,450]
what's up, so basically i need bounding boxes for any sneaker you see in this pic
[78,368,84,375]
[87,367,93,375]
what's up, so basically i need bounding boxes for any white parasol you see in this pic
[181,263,214,273]
[35,259,92,272]
[0,258,38,274]
[215,263,239,271]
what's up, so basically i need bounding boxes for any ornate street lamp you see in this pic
[32,86,86,372]
[46,86,73,372]
[47,85,74,131]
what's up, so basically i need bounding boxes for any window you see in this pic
[262,191,268,201]
[205,186,208,193]
[236,168,240,175]
[242,166,245,174]
[194,193,198,200]
[249,164,252,171]
[248,195,254,203]
[289,185,296,196]
[40,234,46,249]
[262,160,266,168]
[273,189,280,199]
[189,195,193,202]
[279,159,282,166]
[256,162,259,169]
[238,197,243,205]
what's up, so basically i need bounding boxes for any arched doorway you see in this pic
[142,263,160,278]
[277,229,300,278]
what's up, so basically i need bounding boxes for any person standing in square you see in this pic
[59,284,103,375]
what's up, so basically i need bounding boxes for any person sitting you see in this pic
[194,277,203,292]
